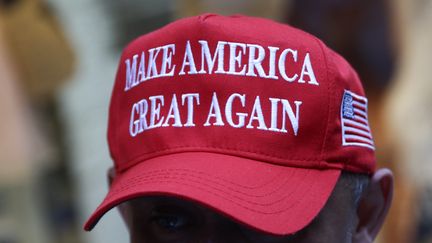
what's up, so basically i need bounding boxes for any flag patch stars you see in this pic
[340,90,375,150]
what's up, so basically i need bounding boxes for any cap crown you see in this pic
[108,14,375,175]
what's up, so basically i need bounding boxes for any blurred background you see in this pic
[0,0,431,242]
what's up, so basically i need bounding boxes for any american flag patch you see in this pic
[340,90,375,150]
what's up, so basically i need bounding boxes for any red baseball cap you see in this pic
[84,14,376,235]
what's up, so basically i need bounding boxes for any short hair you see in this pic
[340,171,370,208]
[330,171,370,239]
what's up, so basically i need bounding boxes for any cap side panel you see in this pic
[322,48,376,173]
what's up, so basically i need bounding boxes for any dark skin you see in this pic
[115,169,393,243]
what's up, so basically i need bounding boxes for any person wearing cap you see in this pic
[84,14,393,243]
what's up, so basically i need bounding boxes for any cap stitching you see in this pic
[112,169,296,198]
[111,178,307,214]
[314,38,332,165]
[126,144,321,161]
[118,145,325,172]
[282,169,340,228]
[141,168,289,191]
[110,169,313,212]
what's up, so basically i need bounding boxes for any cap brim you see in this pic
[84,152,340,235]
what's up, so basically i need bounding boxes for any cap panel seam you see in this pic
[314,38,332,165]
[123,145,320,162]
[116,146,338,173]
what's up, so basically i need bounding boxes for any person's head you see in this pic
[84,14,393,243]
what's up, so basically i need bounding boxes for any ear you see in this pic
[353,168,394,243]
[107,168,133,231]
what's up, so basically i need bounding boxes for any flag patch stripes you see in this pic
[340,90,375,150]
